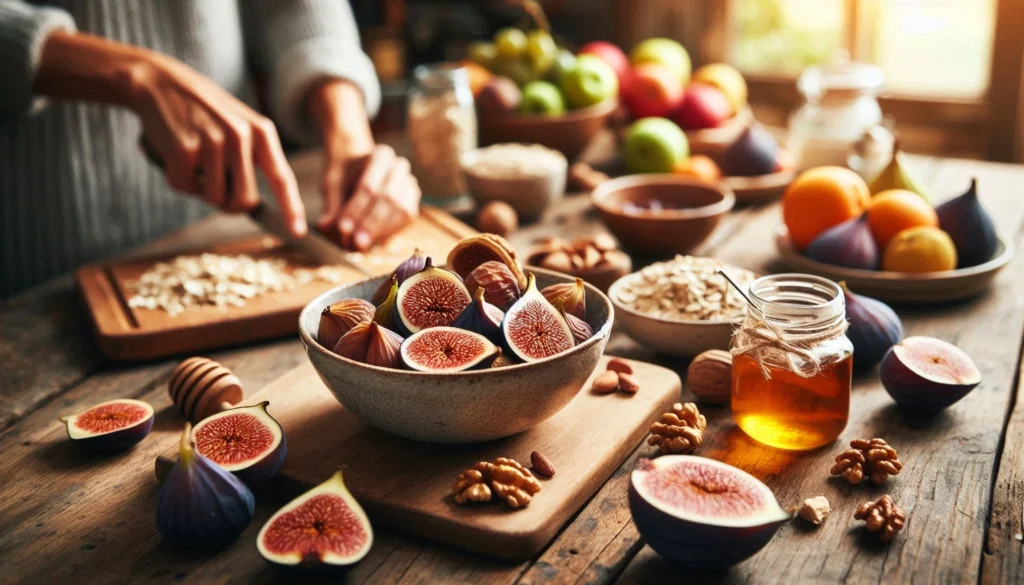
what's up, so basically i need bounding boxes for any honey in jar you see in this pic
[730,275,852,450]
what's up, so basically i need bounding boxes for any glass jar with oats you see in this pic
[731,274,852,451]
[407,64,477,203]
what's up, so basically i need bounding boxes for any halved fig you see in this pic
[880,336,982,412]
[629,456,792,568]
[257,470,373,570]
[452,287,505,344]
[395,257,472,334]
[401,326,498,372]
[59,398,154,452]
[503,273,575,362]
[191,401,286,487]
[447,234,528,291]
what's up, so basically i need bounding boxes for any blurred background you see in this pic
[351,0,1021,162]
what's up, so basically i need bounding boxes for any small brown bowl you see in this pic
[592,175,735,257]
[723,168,796,204]
[478,98,617,160]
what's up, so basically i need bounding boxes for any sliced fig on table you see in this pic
[257,470,373,571]
[158,423,255,551]
[880,336,981,412]
[401,326,499,372]
[503,273,575,362]
[452,287,505,344]
[395,257,472,334]
[191,401,286,487]
[629,456,792,568]
[59,398,154,452]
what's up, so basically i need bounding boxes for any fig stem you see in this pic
[179,422,194,463]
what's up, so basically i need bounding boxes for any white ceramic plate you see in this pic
[775,226,1015,303]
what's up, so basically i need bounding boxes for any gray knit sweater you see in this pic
[0,0,380,296]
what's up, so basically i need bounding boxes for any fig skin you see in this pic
[395,257,472,335]
[842,283,902,371]
[257,469,373,571]
[464,261,521,310]
[503,273,576,362]
[452,288,505,344]
[805,214,879,270]
[371,248,426,304]
[191,401,287,488]
[935,177,998,268]
[540,278,587,320]
[319,299,375,350]
[158,423,255,551]
[59,398,154,452]
[628,456,792,568]
[880,336,982,412]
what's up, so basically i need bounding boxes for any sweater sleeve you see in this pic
[0,1,76,120]
[242,0,380,145]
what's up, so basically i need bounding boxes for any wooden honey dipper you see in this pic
[168,357,244,422]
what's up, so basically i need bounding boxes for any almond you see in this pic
[591,370,620,394]
[617,373,640,394]
[687,349,732,404]
[531,451,555,478]
[606,358,634,375]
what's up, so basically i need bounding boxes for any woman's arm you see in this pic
[0,1,75,119]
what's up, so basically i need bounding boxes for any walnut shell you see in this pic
[476,201,518,237]
[687,350,732,405]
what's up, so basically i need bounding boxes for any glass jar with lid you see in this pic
[730,274,852,450]
[407,64,477,204]
[787,59,885,171]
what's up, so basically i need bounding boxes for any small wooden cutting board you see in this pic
[156,356,680,560]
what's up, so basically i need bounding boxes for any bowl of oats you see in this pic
[608,256,756,357]
[461,143,567,219]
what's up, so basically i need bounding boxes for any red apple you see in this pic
[578,41,630,83]
[673,83,732,130]
[621,63,685,119]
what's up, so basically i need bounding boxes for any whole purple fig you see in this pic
[372,248,427,304]
[805,214,879,270]
[935,178,997,268]
[842,283,902,371]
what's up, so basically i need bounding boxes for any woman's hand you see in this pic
[35,32,307,236]
[309,79,420,251]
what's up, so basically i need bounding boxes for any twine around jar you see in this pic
[719,271,849,380]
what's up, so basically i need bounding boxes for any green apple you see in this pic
[630,38,691,83]
[560,55,618,108]
[519,81,566,115]
[546,49,577,84]
[624,117,689,173]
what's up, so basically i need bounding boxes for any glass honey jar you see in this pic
[730,274,852,450]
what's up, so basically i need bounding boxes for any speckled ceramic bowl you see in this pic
[298,267,613,444]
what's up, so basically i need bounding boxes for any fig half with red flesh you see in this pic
[400,327,498,372]
[880,336,982,412]
[629,456,792,568]
[191,401,286,487]
[60,398,154,452]
[257,470,373,570]
[503,273,575,362]
[395,257,472,335]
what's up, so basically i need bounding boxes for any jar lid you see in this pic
[414,63,469,91]
[798,60,884,101]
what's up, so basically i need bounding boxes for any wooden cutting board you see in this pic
[76,208,475,361]
[156,355,681,560]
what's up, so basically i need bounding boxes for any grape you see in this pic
[468,42,498,68]
[494,28,527,59]
[525,31,558,73]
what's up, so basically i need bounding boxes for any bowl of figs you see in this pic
[298,234,613,444]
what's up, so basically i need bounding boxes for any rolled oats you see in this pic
[615,255,755,321]
[128,253,347,317]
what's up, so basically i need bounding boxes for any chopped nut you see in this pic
[831,438,903,485]
[606,358,634,375]
[452,457,541,508]
[648,402,707,454]
[591,370,620,394]
[525,236,631,281]
[854,495,906,542]
[613,256,755,322]
[798,496,831,525]
[530,451,555,478]
[617,373,640,394]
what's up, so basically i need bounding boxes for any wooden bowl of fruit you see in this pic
[478,98,618,160]
[776,170,1014,303]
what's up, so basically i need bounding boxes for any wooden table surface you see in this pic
[2,143,1023,585]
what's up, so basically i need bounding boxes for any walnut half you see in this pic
[648,402,707,455]
[452,457,541,509]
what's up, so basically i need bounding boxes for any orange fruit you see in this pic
[782,166,870,249]
[867,189,938,249]
[673,155,721,182]
[882,226,957,272]
[459,61,493,97]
